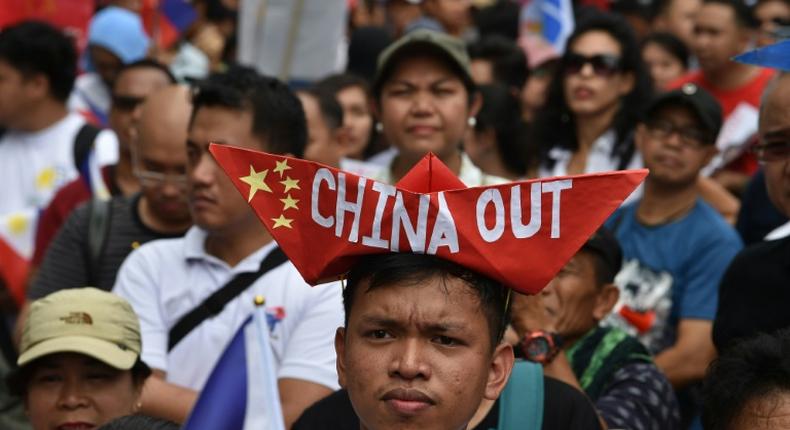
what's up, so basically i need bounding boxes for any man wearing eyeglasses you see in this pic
[714,72,790,355]
[26,85,193,299]
[605,84,743,427]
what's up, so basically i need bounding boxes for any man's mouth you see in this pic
[56,422,95,430]
[382,388,436,415]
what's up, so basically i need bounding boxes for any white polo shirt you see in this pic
[113,227,343,391]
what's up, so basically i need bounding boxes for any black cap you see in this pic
[644,83,723,141]
[581,227,622,284]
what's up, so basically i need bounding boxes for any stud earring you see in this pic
[468,117,477,127]
[375,122,383,132]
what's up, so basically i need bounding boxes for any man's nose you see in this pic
[389,338,430,381]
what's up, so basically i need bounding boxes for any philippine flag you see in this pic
[519,0,575,54]
[183,302,285,430]
[141,0,198,48]
[0,210,37,307]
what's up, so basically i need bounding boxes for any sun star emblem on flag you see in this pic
[239,158,301,230]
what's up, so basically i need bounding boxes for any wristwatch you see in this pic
[522,331,563,364]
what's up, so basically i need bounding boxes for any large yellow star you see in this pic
[239,166,272,202]
[280,177,300,193]
[271,214,294,229]
[280,194,299,211]
[273,159,292,178]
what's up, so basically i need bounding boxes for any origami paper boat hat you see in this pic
[209,144,647,295]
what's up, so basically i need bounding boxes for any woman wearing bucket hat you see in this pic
[8,288,151,430]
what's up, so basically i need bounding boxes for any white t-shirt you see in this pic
[68,73,111,125]
[113,227,344,391]
[0,112,118,215]
[342,152,509,186]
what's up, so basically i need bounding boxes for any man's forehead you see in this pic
[760,78,790,133]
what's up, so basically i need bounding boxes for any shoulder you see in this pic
[727,237,789,271]
[543,376,602,429]
[667,71,702,89]
[689,201,742,245]
[292,389,358,430]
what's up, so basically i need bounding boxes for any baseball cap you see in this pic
[581,227,623,283]
[373,29,474,96]
[18,288,143,370]
[644,83,723,140]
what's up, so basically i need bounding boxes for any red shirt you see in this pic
[669,68,776,175]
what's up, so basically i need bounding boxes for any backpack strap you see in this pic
[86,198,112,287]
[497,360,544,430]
[168,247,289,351]
[73,123,101,173]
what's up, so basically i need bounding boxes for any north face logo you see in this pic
[59,312,93,325]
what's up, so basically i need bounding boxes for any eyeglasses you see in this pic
[112,95,145,111]
[754,141,790,163]
[133,166,189,187]
[645,119,711,150]
[563,53,622,77]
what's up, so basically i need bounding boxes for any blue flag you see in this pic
[733,39,790,71]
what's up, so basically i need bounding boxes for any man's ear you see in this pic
[25,73,50,100]
[593,284,620,321]
[335,327,348,388]
[484,343,515,400]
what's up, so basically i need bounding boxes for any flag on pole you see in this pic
[519,0,575,55]
[141,0,198,49]
[183,296,285,430]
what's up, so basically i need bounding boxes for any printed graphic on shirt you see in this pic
[604,259,674,354]
[265,306,286,334]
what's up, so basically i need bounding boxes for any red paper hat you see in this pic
[209,144,647,295]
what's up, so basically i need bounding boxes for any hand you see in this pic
[510,292,557,338]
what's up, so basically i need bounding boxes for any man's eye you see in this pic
[433,335,459,346]
[368,330,391,339]
[34,373,61,384]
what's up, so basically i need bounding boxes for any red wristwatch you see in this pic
[522,331,563,364]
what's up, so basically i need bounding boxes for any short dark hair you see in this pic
[344,253,511,350]
[191,65,307,157]
[98,415,180,430]
[303,88,344,131]
[7,356,151,397]
[315,73,371,99]
[0,21,77,102]
[114,59,177,93]
[702,0,758,28]
[467,35,529,90]
[641,32,690,70]
[702,329,790,430]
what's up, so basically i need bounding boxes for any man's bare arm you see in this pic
[655,319,717,389]
[140,370,199,424]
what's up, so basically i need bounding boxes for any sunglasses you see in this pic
[112,95,145,111]
[563,53,622,77]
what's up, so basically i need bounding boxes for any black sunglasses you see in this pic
[112,95,145,111]
[563,53,622,77]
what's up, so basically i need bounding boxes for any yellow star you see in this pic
[280,194,299,211]
[273,159,292,178]
[239,166,272,202]
[271,214,294,229]
[280,176,301,193]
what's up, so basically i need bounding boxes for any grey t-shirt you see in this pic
[29,194,187,299]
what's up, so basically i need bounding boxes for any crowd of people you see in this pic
[2,0,790,429]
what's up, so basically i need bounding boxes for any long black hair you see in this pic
[533,10,653,169]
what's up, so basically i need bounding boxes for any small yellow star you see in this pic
[271,214,294,229]
[273,159,292,178]
[239,166,272,202]
[280,194,299,211]
[280,177,300,193]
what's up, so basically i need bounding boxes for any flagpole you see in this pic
[253,295,286,430]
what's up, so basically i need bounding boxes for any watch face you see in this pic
[525,337,551,362]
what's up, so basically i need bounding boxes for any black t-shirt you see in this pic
[713,236,790,352]
[292,377,601,430]
[30,194,187,298]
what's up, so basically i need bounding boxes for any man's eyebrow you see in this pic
[358,315,467,332]
[763,129,790,139]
